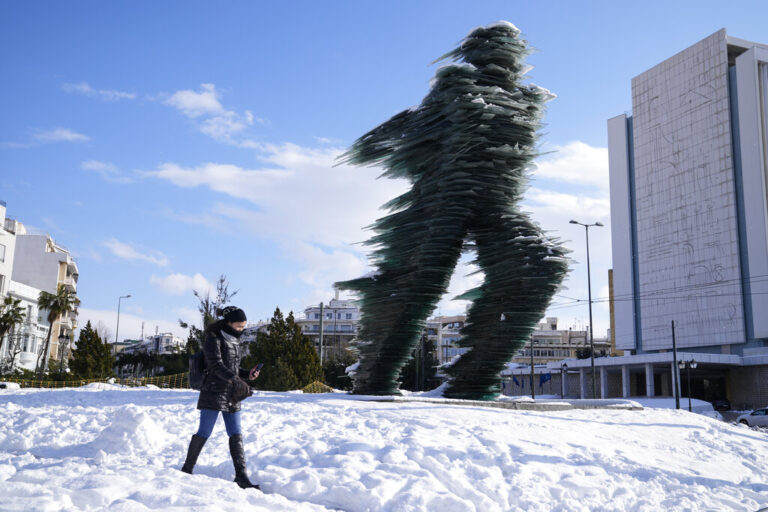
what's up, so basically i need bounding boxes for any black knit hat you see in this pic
[220,306,247,323]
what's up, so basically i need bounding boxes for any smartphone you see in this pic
[255,363,264,371]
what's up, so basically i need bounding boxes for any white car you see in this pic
[737,408,768,427]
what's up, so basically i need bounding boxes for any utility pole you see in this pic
[421,334,426,391]
[115,294,131,353]
[671,320,680,410]
[529,333,535,400]
[319,302,324,364]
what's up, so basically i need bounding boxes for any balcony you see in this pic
[61,275,77,292]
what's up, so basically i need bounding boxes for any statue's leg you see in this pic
[443,212,568,400]
[344,205,469,395]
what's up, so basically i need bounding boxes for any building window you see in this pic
[346,313,352,319]
[314,313,320,319]
[0,243,5,262]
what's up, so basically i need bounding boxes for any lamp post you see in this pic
[678,359,698,412]
[560,362,568,398]
[570,219,604,399]
[115,294,131,352]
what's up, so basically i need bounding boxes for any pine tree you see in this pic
[70,321,115,379]
[244,307,323,391]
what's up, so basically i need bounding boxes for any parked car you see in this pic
[737,408,768,427]
[712,398,730,411]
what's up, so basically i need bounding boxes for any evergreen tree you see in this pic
[244,307,323,391]
[322,350,357,391]
[70,321,115,379]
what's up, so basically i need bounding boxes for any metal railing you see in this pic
[1,372,190,389]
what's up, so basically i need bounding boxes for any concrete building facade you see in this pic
[11,232,79,365]
[607,29,768,408]
[297,295,359,359]
[0,201,80,372]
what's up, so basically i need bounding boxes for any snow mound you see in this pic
[0,382,21,390]
[0,388,766,511]
[89,405,170,455]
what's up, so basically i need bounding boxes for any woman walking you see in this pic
[181,306,262,489]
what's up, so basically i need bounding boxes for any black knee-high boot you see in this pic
[181,434,207,474]
[229,434,260,489]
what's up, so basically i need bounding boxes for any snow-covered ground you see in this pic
[1,385,767,511]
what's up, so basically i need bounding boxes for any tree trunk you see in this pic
[36,315,55,377]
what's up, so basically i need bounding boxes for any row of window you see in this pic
[313,312,354,320]
[517,349,572,358]
[308,325,356,332]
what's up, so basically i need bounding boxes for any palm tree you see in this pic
[36,284,79,377]
[0,296,26,366]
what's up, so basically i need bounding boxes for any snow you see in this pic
[1,386,767,511]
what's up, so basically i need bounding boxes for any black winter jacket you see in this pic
[196,321,251,413]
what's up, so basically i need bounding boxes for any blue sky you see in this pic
[1,1,766,342]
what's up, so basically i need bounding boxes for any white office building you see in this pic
[606,29,768,408]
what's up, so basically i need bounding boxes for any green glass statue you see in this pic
[336,22,569,400]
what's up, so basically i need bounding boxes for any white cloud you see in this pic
[164,83,265,144]
[534,141,609,189]
[143,143,408,247]
[165,83,224,118]
[34,128,90,143]
[284,241,369,307]
[525,188,611,220]
[522,144,612,337]
[149,273,214,297]
[104,238,169,267]
[63,81,136,101]
[77,308,187,344]
[81,160,133,184]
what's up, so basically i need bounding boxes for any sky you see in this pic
[1,1,767,343]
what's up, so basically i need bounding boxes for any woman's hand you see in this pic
[249,366,261,380]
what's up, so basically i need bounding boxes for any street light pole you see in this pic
[671,320,680,410]
[570,220,604,399]
[115,294,131,352]
[678,359,697,412]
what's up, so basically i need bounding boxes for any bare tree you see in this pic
[192,274,238,330]
[95,321,113,344]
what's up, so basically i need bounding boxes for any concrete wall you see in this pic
[12,235,60,293]
[630,29,745,350]
[734,49,768,340]
[0,204,16,297]
[608,114,637,351]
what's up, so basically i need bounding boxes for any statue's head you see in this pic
[454,21,528,73]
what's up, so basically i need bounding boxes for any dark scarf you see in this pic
[220,321,244,339]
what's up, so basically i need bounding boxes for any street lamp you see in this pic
[560,362,568,398]
[115,294,131,352]
[570,219,604,399]
[678,359,698,412]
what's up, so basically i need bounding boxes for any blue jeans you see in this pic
[196,408,242,438]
